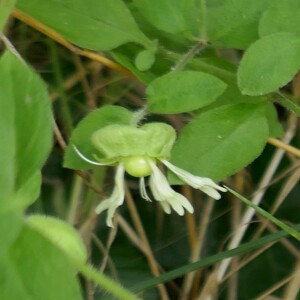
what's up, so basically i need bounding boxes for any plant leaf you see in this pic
[0,51,52,203]
[238,32,300,96]
[16,0,152,50]
[2,224,83,300]
[133,0,202,38]
[0,0,15,32]
[170,103,268,181]
[259,0,300,37]
[207,0,273,49]
[64,105,133,170]
[147,71,227,113]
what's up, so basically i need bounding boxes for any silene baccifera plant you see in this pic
[71,117,226,227]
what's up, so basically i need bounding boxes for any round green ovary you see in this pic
[123,156,154,177]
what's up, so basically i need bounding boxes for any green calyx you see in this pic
[91,122,176,162]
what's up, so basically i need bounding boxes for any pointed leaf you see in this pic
[238,33,300,96]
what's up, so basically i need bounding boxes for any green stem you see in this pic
[274,92,300,117]
[171,41,206,72]
[226,186,300,241]
[73,260,140,300]
[49,40,73,135]
[199,0,207,41]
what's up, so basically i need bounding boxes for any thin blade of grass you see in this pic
[226,186,300,241]
[130,223,300,292]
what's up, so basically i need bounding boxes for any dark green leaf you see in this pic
[64,105,133,170]
[147,71,227,113]
[238,33,300,96]
[16,0,152,50]
[0,51,52,203]
[170,103,268,181]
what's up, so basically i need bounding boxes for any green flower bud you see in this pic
[123,156,155,177]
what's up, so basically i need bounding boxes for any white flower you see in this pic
[73,145,226,227]
[95,164,125,227]
[161,160,227,200]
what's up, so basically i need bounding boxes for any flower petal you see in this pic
[139,177,152,202]
[95,164,125,227]
[149,161,194,215]
[161,160,226,200]
[73,145,107,166]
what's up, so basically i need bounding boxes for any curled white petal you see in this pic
[161,160,227,200]
[149,161,194,215]
[139,177,152,202]
[95,164,125,227]
[73,145,106,166]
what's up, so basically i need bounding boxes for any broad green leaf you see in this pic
[207,0,273,49]
[133,0,202,39]
[147,71,227,113]
[64,105,133,170]
[0,51,52,202]
[170,103,268,181]
[259,0,300,37]
[16,0,152,50]
[0,0,15,32]
[238,33,300,96]
[2,225,83,300]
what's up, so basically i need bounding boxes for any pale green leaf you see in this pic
[147,71,227,113]
[170,103,268,181]
[238,33,300,96]
[0,51,52,203]
[16,0,152,50]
